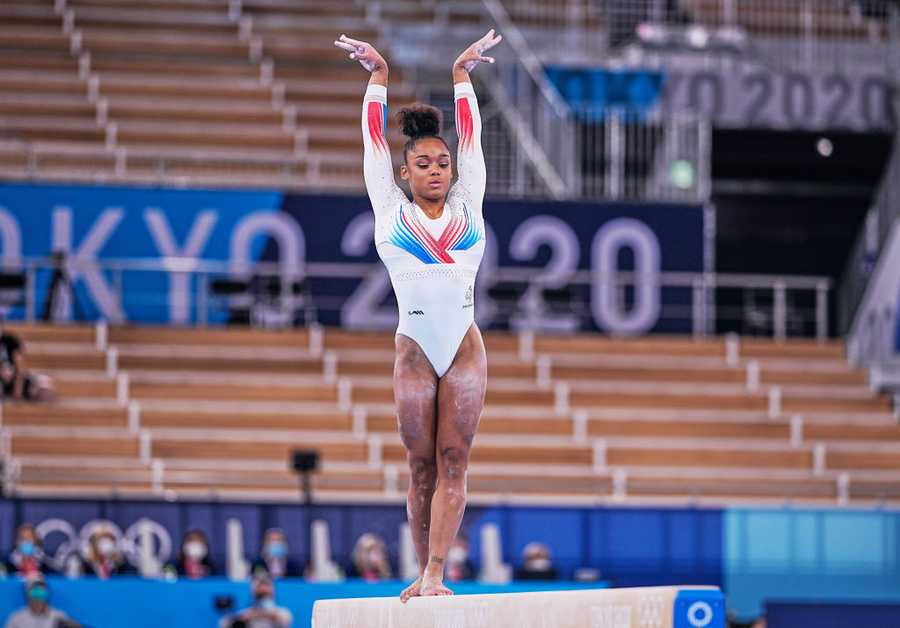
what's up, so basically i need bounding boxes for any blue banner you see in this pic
[280,193,705,334]
[0,183,283,324]
[0,498,722,589]
[0,183,705,333]
[545,67,664,114]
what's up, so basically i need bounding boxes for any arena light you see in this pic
[671,160,696,190]
[634,22,747,54]
[816,137,834,158]
[685,25,711,49]
[637,22,669,46]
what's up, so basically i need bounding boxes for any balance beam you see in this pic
[313,585,725,628]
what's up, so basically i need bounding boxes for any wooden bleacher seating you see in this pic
[0,322,895,506]
[0,0,614,189]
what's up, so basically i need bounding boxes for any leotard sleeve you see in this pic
[361,83,406,218]
[453,81,486,211]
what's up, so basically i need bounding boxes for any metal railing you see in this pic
[838,126,900,334]
[388,0,577,199]
[494,0,606,64]
[478,0,578,199]
[534,0,900,75]
[573,107,711,202]
[11,257,832,341]
[389,0,711,202]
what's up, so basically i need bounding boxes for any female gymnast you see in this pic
[334,29,502,600]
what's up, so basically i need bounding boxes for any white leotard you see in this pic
[361,82,486,377]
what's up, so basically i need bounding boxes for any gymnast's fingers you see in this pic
[334,41,356,53]
[339,34,367,47]
[481,33,502,52]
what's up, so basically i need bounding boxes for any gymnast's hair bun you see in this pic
[396,104,442,139]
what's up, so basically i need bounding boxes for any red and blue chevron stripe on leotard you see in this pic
[367,100,389,153]
[455,96,474,152]
[389,204,483,264]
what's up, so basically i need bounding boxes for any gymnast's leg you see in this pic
[420,324,487,596]
[395,334,439,603]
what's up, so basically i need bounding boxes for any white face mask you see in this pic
[526,558,551,571]
[447,547,468,564]
[97,538,116,557]
[184,541,207,560]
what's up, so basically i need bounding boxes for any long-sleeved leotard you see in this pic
[362,81,486,377]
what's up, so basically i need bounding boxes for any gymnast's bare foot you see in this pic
[400,576,422,603]
[420,572,454,597]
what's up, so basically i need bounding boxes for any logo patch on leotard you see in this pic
[463,284,473,308]
[388,204,483,264]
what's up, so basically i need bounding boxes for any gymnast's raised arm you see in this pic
[451,29,502,208]
[334,34,406,217]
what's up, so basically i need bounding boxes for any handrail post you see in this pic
[815,280,829,343]
[773,280,787,341]
[691,277,705,337]
[197,272,209,327]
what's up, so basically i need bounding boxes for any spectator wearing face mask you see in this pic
[252,529,299,580]
[514,542,559,581]
[7,524,49,579]
[171,529,215,579]
[348,533,392,583]
[220,574,292,628]
[445,534,475,583]
[3,578,81,628]
[80,529,129,579]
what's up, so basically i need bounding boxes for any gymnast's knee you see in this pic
[437,445,469,482]
[408,454,437,491]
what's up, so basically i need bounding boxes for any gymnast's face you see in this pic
[400,138,453,203]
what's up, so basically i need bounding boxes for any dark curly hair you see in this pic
[396,103,450,163]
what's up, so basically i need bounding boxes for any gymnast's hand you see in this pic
[334,34,387,74]
[453,28,503,74]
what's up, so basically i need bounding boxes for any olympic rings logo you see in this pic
[34,518,173,571]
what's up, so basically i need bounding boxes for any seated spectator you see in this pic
[253,528,299,580]
[80,527,129,579]
[348,533,392,582]
[514,542,559,581]
[0,323,54,402]
[170,529,214,579]
[7,524,49,579]
[219,574,292,628]
[445,534,475,583]
[3,578,81,628]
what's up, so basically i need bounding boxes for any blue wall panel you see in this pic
[767,600,900,628]
[724,508,900,620]
[0,576,606,628]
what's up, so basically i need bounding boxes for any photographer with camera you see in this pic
[3,578,81,628]
[219,574,292,628]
